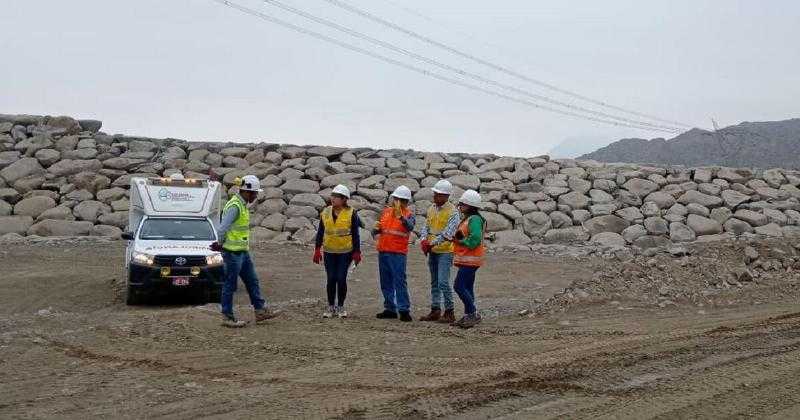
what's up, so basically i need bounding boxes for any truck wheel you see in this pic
[126,285,147,305]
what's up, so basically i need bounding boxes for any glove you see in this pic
[209,241,223,252]
[312,247,322,264]
[420,239,431,255]
[352,251,362,266]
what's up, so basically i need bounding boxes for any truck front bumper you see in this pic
[128,263,224,290]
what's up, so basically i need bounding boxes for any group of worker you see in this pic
[210,175,487,329]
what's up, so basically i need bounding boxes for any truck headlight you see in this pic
[206,254,224,266]
[132,252,155,266]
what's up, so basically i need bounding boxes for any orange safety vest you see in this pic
[376,206,412,254]
[453,215,486,268]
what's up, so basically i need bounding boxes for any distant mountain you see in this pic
[548,136,612,159]
[578,118,800,169]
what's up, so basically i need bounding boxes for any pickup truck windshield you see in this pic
[139,218,215,240]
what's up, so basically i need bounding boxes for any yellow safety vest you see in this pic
[321,206,354,253]
[222,194,250,252]
[426,202,455,254]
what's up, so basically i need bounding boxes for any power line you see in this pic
[320,0,693,129]
[211,0,680,133]
[260,0,682,133]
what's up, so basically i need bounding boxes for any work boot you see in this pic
[458,313,482,329]
[437,309,455,324]
[419,308,441,322]
[376,310,398,319]
[451,315,467,327]
[399,311,413,322]
[336,306,348,318]
[322,306,335,318]
[254,308,278,324]
[222,313,246,328]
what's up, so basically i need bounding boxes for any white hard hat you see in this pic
[331,184,351,199]
[239,175,263,192]
[431,179,453,195]
[391,185,412,201]
[458,189,482,208]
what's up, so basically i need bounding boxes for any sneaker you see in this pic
[399,311,413,322]
[254,308,278,324]
[322,306,335,318]
[458,313,482,329]
[222,313,246,328]
[336,307,348,318]
[451,315,467,327]
[376,310,398,319]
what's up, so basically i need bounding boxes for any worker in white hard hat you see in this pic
[312,184,362,318]
[451,189,487,329]
[418,180,460,324]
[210,175,277,327]
[373,185,416,322]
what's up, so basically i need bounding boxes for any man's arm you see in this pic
[431,210,460,246]
[216,205,239,241]
[351,211,361,253]
[401,214,416,232]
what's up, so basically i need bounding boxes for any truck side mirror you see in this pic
[121,232,134,240]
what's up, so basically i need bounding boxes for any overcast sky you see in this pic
[3,0,799,157]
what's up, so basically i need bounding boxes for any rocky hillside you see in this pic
[579,118,800,169]
[2,113,800,252]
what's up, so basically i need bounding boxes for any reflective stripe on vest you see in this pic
[222,194,250,252]
[321,206,354,253]
[453,215,486,267]
[426,202,455,254]
[376,206,412,254]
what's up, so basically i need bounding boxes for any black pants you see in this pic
[324,252,352,307]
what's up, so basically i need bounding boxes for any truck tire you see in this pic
[126,285,147,305]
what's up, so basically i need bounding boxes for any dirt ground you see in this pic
[2,239,800,419]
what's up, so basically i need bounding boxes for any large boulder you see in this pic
[447,174,481,190]
[543,226,589,244]
[582,215,630,236]
[724,218,754,235]
[754,223,783,237]
[677,190,723,208]
[479,211,513,232]
[733,209,768,227]
[0,157,43,183]
[47,159,102,177]
[13,196,56,218]
[492,229,532,246]
[28,219,93,237]
[644,191,676,209]
[521,211,552,238]
[622,224,648,244]
[644,217,669,235]
[73,200,111,223]
[0,215,34,235]
[290,193,327,210]
[92,224,122,239]
[558,191,589,210]
[686,214,723,236]
[590,232,626,247]
[97,212,129,229]
[622,178,659,197]
[281,179,320,194]
[669,222,696,242]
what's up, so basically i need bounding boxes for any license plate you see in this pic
[172,277,190,286]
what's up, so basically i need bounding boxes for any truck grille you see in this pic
[154,255,207,267]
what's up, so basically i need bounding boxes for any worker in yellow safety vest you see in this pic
[210,175,277,328]
[312,184,362,319]
[418,180,460,324]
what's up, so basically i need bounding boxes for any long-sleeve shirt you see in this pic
[419,205,461,246]
[315,208,362,253]
[217,204,239,241]
[459,215,485,250]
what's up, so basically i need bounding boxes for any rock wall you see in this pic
[2,114,800,250]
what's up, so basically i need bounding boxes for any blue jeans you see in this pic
[378,252,410,313]
[221,251,266,316]
[453,266,479,315]
[427,252,454,310]
[324,252,352,307]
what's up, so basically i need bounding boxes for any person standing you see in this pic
[373,186,416,322]
[312,185,362,318]
[418,180,460,324]
[210,175,276,328]
[451,189,487,329]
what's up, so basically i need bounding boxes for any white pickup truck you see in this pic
[122,174,225,305]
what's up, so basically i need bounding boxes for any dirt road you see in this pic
[2,240,800,419]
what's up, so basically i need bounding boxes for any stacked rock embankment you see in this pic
[2,114,800,251]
